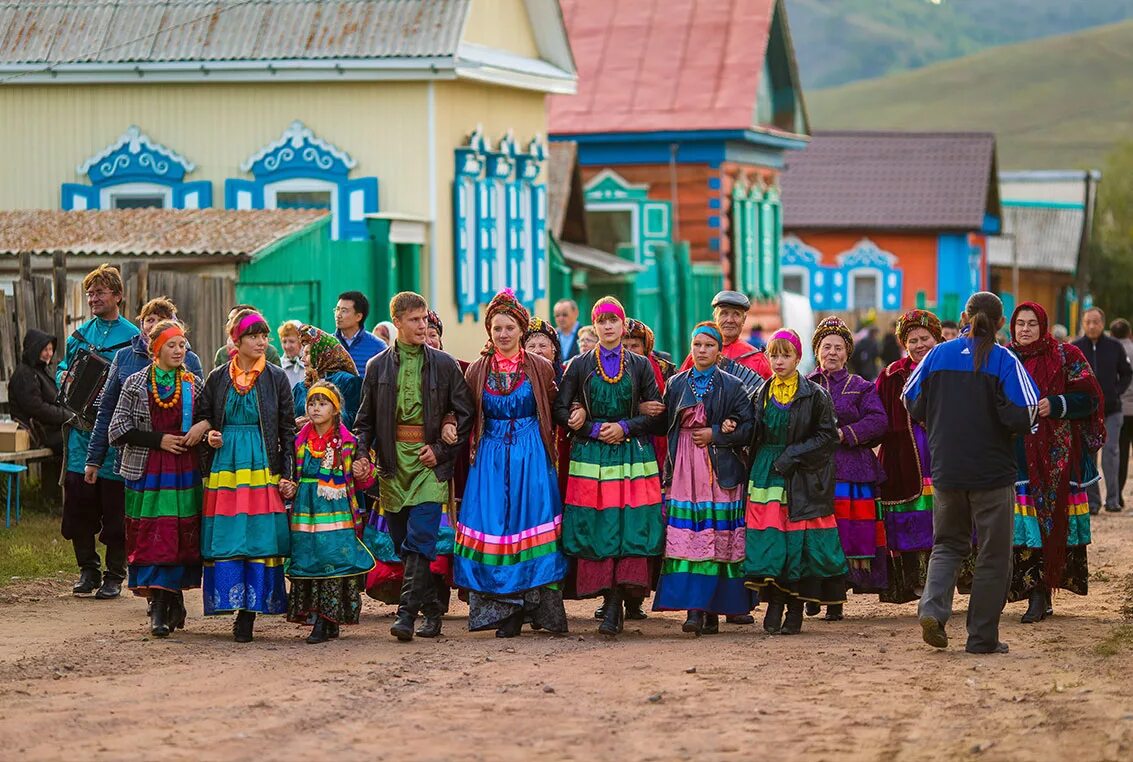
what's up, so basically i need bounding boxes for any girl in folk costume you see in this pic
[292,325,362,430]
[875,310,941,604]
[652,322,755,635]
[456,290,568,637]
[196,309,297,643]
[286,381,377,644]
[553,296,665,636]
[109,321,205,638]
[806,317,888,620]
[745,329,846,635]
[1008,302,1104,622]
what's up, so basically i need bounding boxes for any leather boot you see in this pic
[166,591,187,631]
[391,552,423,641]
[495,609,524,638]
[805,602,821,617]
[823,603,844,621]
[594,593,610,620]
[327,621,340,639]
[306,618,330,644]
[763,589,785,634]
[726,614,755,625]
[416,556,445,639]
[700,613,720,635]
[682,610,704,634]
[624,594,648,620]
[598,590,624,636]
[233,610,256,643]
[1021,589,1046,623]
[148,590,170,638]
[416,613,443,638]
[72,568,101,595]
[781,598,804,635]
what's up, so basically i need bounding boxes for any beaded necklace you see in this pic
[305,427,340,471]
[690,367,717,401]
[595,345,626,384]
[231,357,259,395]
[486,353,526,396]
[150,364,184,408]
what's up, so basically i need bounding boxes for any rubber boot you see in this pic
[72,568,101,596]
[1020,589,1046,623]
[327,621,340,639]
[763,589,785,634]
[781,598,804,635]
[598,590,624,636]
[148,590,170,638]
[233,610,256,643]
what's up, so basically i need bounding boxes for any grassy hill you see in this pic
[787,0,1133,90]
[805,20,1133,169]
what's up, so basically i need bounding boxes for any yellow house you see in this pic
[0,0,576,358]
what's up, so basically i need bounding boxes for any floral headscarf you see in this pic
[624,318,656,356]
[299,324,358,386]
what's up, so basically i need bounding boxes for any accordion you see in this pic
[56,332,131,432]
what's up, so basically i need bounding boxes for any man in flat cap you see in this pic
[680,290,771,381]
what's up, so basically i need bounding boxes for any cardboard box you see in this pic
[0,421,30,452]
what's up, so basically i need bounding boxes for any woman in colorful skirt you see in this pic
[196,309,296,642]
[1008,302,1104,622]
[875,310,941,604]
[554,296,665,636]
[806,317,888,620]
[745,329,846,635]
[286,380,376,643]
[456,290,568,637]
[652,322,754,635]
[291,325,362,429]
[109,320,205,637]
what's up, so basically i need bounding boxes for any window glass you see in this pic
[275,190,332,210]
[111,194,165,209]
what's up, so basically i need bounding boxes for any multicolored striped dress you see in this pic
[653,403,750,615]
[744,396,848,603]
[286,424,376,625]
[562,370,664,597]
[201,387,289,615]
[455,376,568,632]
[124,382,203,596]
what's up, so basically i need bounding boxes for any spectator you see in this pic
[8,329,69,454]
[880,320,903,365]
[1073,307,1133,513]
[1052,324,1070,343]
[576,325,598,355]
[214,304,281,367]
[554,298,582,361]
[278,320,306,388]
[1113,318,1133,509]
[373,320,398,346]
[851,326,881,381]
[334,290,387,371]
[749,323,766,350]
[940,320,960,341]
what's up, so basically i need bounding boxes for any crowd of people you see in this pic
[12,262,1131,654]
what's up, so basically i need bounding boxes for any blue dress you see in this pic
[454,375,568,632]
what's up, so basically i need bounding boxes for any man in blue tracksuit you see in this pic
[903,292,1039,655]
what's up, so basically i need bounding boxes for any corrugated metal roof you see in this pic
[0,208,328,257]
[781,131,1000,232]
[987,204,1084,274]
[559,241,644,275]
[0,0,469,64]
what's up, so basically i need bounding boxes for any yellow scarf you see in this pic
[767,371,799,406]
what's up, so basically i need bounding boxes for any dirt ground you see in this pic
[3,514,1133,762]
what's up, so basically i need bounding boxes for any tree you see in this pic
[1089,140,1133,321]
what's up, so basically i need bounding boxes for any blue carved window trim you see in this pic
[62,126,211,210]
[224,121,378,241]
[779,236,903,312]
[452,128,547,319]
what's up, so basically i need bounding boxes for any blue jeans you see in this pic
[384,502,443,560]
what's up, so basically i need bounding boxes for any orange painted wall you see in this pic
[787,230,940,310]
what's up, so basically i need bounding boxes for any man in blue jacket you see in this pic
[903,292,1039,655]
[334,290,387,372]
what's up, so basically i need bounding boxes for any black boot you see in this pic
[1021,589,1046,623]
[233,610,256,643]
[1044,590,1053,618]
[306,618,330,644]
[416,555,445,639]
[805,602,821,617]
[763,589,785,634]
[781,598,804,635]
[391,552,424,642]
[624,595,648,620]
[495,609,524,638]
[598,590,624,636]
[327,621,340,639]
[594,593,610,620]
[72,568,101,595]
[416,614,443,638]
[700,613,720,635]
[823,603,844,622]
[166,591,187,632]
[682,610,704,634]
[726,614,755,625]
[148,590,170,638]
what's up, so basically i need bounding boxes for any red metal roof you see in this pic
[548,0,778,134]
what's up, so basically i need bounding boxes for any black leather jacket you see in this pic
[195,362,296,479]
[653,367,755,490]
[553,348,661,438]
[354,343,474,482]
[751,373,838,521]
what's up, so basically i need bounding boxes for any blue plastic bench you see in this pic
[0,462,28,528]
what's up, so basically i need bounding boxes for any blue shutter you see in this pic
[224,179,262,210]
[61,184,100,210]
[172,181,213,209]
[340,177,379,240]
[531,182,547,304]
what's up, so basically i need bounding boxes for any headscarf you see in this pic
[524,316,562,368]
[895,309,943,347]
[1008,300,1105,589]
[482,288,531,357]
[374,320,398,344]
[299,324,358,386]
[591,296,626,323]
[811,315,854,357]
[426,310,444,349]
[150,324,185,358]
[690,321,723,348]
[625,318,656,355]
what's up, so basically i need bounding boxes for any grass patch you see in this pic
[0,512,76,586]
[1093,625,1133,657]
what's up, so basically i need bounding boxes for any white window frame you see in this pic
[780,264,809,299]
[101,181,172,209]
[848,268,882,310]
[264,178,339,238]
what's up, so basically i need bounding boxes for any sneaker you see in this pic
[920,616,948,649]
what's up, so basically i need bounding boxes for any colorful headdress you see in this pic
[426,310,444,337]
[523,316,561,367]
[591,296,626,323]
[691,321,723,348]
[150,324,185,358]
[482,289,531,355]
[896,309,943,347]
[306,379,343,413]
[299,324,358,385]
[769,328,803,357]
[624,318,656,356]
[811,315,854,357]
[231,311,268,342]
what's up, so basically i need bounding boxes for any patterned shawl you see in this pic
[300,324,358,386]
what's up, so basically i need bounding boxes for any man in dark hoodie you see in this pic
[8,329,70,454]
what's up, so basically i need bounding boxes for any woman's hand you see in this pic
[638,400,665,417]
[183,421,210,447]
[691,427,714,447]
[1037,398,1052,418]
[207,430,224,449]
[597,422,625,444]
[353,457,371,478]
[278,479,297,500]
[441,422,458,445]
[568,407,587,431]
[295,416,309,430]
[721,419,737,434]
[160,434,187,454]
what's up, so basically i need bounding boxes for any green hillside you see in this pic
[805,20,1133,169]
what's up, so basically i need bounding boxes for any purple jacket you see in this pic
[808,367,886,484]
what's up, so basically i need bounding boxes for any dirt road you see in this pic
[3,514,1133,762]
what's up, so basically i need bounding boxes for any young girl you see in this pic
[745,329,847,635]
[109,320,204,637]
[286,381,376,643]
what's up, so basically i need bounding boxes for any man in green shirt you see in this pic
[353,292,474,641]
